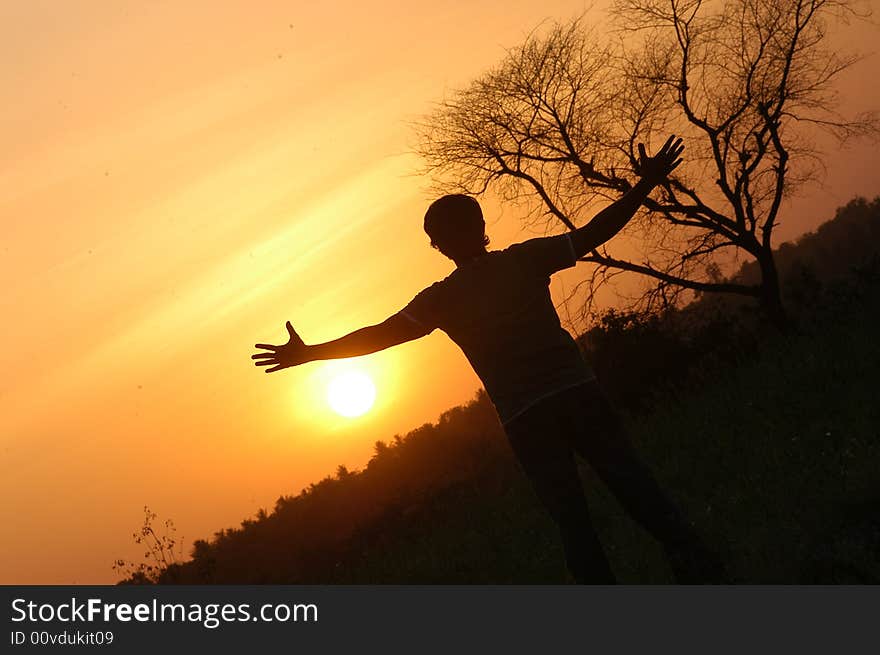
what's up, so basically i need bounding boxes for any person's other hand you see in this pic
[252,321,310,373]
[635,135,684,184]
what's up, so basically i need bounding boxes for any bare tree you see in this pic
[413,1,877,328]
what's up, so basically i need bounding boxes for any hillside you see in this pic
[124,196,880,584]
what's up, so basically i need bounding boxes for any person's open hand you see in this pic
[635,135,684,184]
[252,321,310,373]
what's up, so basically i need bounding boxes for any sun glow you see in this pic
[326,370,377,418]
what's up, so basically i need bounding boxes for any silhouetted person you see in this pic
[252,136,726,583]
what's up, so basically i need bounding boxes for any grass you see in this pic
[629,301,880,583]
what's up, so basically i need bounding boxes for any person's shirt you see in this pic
[399,233,596,425]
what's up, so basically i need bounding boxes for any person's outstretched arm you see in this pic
[252,314,430,373]
[570,135,684,258]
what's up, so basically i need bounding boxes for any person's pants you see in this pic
[503,380,719,584]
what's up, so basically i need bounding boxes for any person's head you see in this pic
[423,194,490,261]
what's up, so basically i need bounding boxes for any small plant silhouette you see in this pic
[113,505,184,583]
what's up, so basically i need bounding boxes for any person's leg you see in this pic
[504,398,615,584]
[564,381,728,583]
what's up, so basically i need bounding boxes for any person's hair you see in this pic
[423,194,490,252]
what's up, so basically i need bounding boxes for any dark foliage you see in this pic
[123,196,880,584]
[580,196,880,410]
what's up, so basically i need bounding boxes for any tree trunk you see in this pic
[757,250,791,332]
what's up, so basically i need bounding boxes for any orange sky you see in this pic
[2,1,878,584]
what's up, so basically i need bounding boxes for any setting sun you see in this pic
[326,371,377,417]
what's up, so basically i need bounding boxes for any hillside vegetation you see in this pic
[124,197,880,584]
